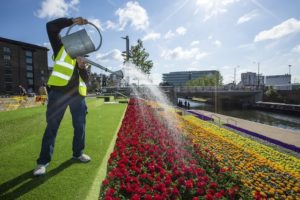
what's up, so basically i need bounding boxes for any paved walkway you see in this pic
[189,110,300,148]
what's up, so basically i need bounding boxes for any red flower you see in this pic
[209,182,218,189]
[185,179,194,189]
[102,179,109,186]
[172,186,179,196]
[205,193,214,200]
[130,194,141,200]
[197,181,206,188]
[144,194,152,200]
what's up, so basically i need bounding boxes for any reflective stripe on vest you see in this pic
[48,46,87,96]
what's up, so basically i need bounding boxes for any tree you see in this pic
[265,86,281,101]
[185,73,223,86]
[129,39,153,75]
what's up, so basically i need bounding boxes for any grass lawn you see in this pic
[0,98,127,200]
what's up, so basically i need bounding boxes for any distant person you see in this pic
[187,102,190,110]
[38,83,48,105]
[18,85,27,96]
[33,17,90,176]
[38,83,48,96]
[184,100,187,108]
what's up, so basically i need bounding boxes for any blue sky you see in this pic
[1,0,300,84]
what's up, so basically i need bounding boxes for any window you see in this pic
[5,76,13,83]
[5,69,12,75]
[3,47,11,54]
[5,84,12,92]
[41,70,44,75]
[4,55,11,60]
[26,65,33,71]
[27,79,33,85]
[26,57,32,64]
[27,72,33,78]
[25,50,33,57]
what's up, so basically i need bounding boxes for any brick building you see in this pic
[0,37,49,95]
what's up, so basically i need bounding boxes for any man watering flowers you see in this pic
[34,17,91,176]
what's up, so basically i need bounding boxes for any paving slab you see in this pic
[190,110,300,147]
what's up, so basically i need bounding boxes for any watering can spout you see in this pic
[113,70,124,79]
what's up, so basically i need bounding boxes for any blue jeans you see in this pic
[37,90,87,165]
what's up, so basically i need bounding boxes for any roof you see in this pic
[0,37,49,51]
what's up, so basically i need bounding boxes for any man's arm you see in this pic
[46,18,74,57]
[47,17,88,58]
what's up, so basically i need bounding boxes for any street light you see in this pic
[121,35,130,63]
[234,65,240,86]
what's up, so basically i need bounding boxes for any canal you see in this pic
[178,98,300,131]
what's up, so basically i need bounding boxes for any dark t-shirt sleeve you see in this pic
[46,18,74,57]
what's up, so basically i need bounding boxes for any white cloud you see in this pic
[195,0,240,21]
[35,0,79,19]
[142,32,161,41]
[88,18,103,30]
[105,20,118,30]
[164,26,186,40]
[96,49,123,62]
[115,1,149,31]
[254,18,300,42]
[161,46,209,60]
[190,41,200,46]
[176,26,187,35]
[292,44,300,53]
[208,35,213,40]
[237,10,258,24]
[164,31,175,39]
[214,40,222,47]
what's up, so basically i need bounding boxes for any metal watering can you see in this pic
[61,22,123,78]
[62,22,102,58]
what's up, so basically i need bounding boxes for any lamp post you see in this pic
[234,65,240,86]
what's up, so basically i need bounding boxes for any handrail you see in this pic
[227,118,237,126]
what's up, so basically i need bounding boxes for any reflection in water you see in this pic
[178,98,300,131]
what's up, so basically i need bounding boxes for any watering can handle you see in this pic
[65,22,102,51]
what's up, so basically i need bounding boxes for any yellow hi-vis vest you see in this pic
[48,46,87,96]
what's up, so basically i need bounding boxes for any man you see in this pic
[34,17,91,176]
[18,85,27,96]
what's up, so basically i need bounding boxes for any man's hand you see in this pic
[72,17,88,25]
[76,57,88,69]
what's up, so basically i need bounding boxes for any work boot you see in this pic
[73,154,91,163]
[33,163,49,176]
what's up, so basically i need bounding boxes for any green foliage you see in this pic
[186,73,223,86]
[129,39,153,75]
[265,86,278,98]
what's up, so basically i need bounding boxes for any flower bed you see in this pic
[184,116,300,199]
[100,99,248,199]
